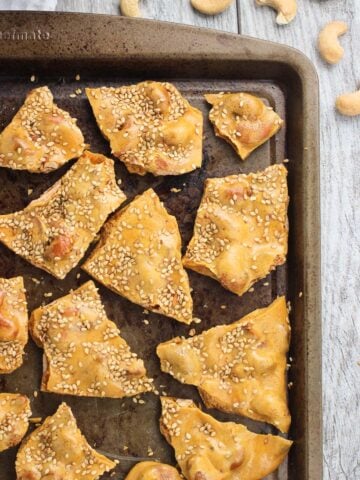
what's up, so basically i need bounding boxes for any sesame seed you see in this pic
[82,189,193,324]
[0,151,125,279]
[183,164,288,297]
[86,81,202,175]
[30,281,153,399]
[158,297,290,430]
[0,86,84,173]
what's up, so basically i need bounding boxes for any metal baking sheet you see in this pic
[0,12,321,480]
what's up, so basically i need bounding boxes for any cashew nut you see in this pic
[256,0,297,25]
[120,0,141,17]
[191,0,234,16]
[318,21,348,64]
[336,90,360,117]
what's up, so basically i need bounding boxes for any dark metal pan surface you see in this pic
[0,12,321,480]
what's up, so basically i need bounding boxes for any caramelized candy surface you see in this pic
[83,189,193,324]
[206,92,283,160]
[0,393,31,452]
[16,403,116,480]
[0,151,126,279]
[86,81,203,176]
[0,86,85,173]
[183,164,288,296]
[30,281,153,398]
[125,462,182,480]
[0,277,28,374]
[160,397,292,480]
[157,297,291,432]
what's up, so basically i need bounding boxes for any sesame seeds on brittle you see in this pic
[0,151,126,279]
[15,403,116,479]
[86,81,203,176]
[183,164,289,297]
[160,397,292,480]
[157,297,291,432]
[0,393,31,452]
[0,86,85,173]
[30,281,153,398]
[83,189,193,324]
[205,92,283,160]
[0,277,28,374]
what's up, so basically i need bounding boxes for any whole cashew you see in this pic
[256,0,297,25]
[191,0,234,15]
[336,90,360,117]
[120,0,141,17]
[318,21,348,64]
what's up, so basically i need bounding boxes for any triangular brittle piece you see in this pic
[0,393,31,452]
[205,92,283,160]
[16,402,115,480]
[86,81,203,176]
[0,86,85,173]
[30,281,153,398]
[125,462,182,480]
[0,277,28,374]
[160,397,292,480]
[0,151,126,279]
[83,189,193,324]
[157,297,291,432]
[183,164,288,296]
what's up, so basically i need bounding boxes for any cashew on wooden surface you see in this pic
[191,0,234,15]
[318,21,348,65]
[336,90,360,117]
[256,0,297,25]
[120,0,141,17]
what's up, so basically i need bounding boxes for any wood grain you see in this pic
[54,0,239,32]
[239,1,360,479]
[0,0,57,9]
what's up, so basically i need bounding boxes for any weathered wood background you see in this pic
[1,1,359,478]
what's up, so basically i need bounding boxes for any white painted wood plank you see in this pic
[55,0,119,14]
[239,1,360,479]
[53,0,239,32]
[0,0,57,9]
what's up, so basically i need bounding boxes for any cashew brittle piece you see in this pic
[125,462,182,480]
[206,92,283,160]
[160,397,292,480]
[157,297,291,432]
[183,164,289,297]
[83,189,193,324]
[0,86,85,173]
[0,393,31,452]
[16,403,116,480]
[0,151,126,279]
[86,82,203,176]
[30,281,153,398]
[0,277,28,374]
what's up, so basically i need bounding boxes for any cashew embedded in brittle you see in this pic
[191,0,234,16]
[120,0,141,17]
[318,21,348,65]
[256,0,297,25]
[336,90,360,117]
